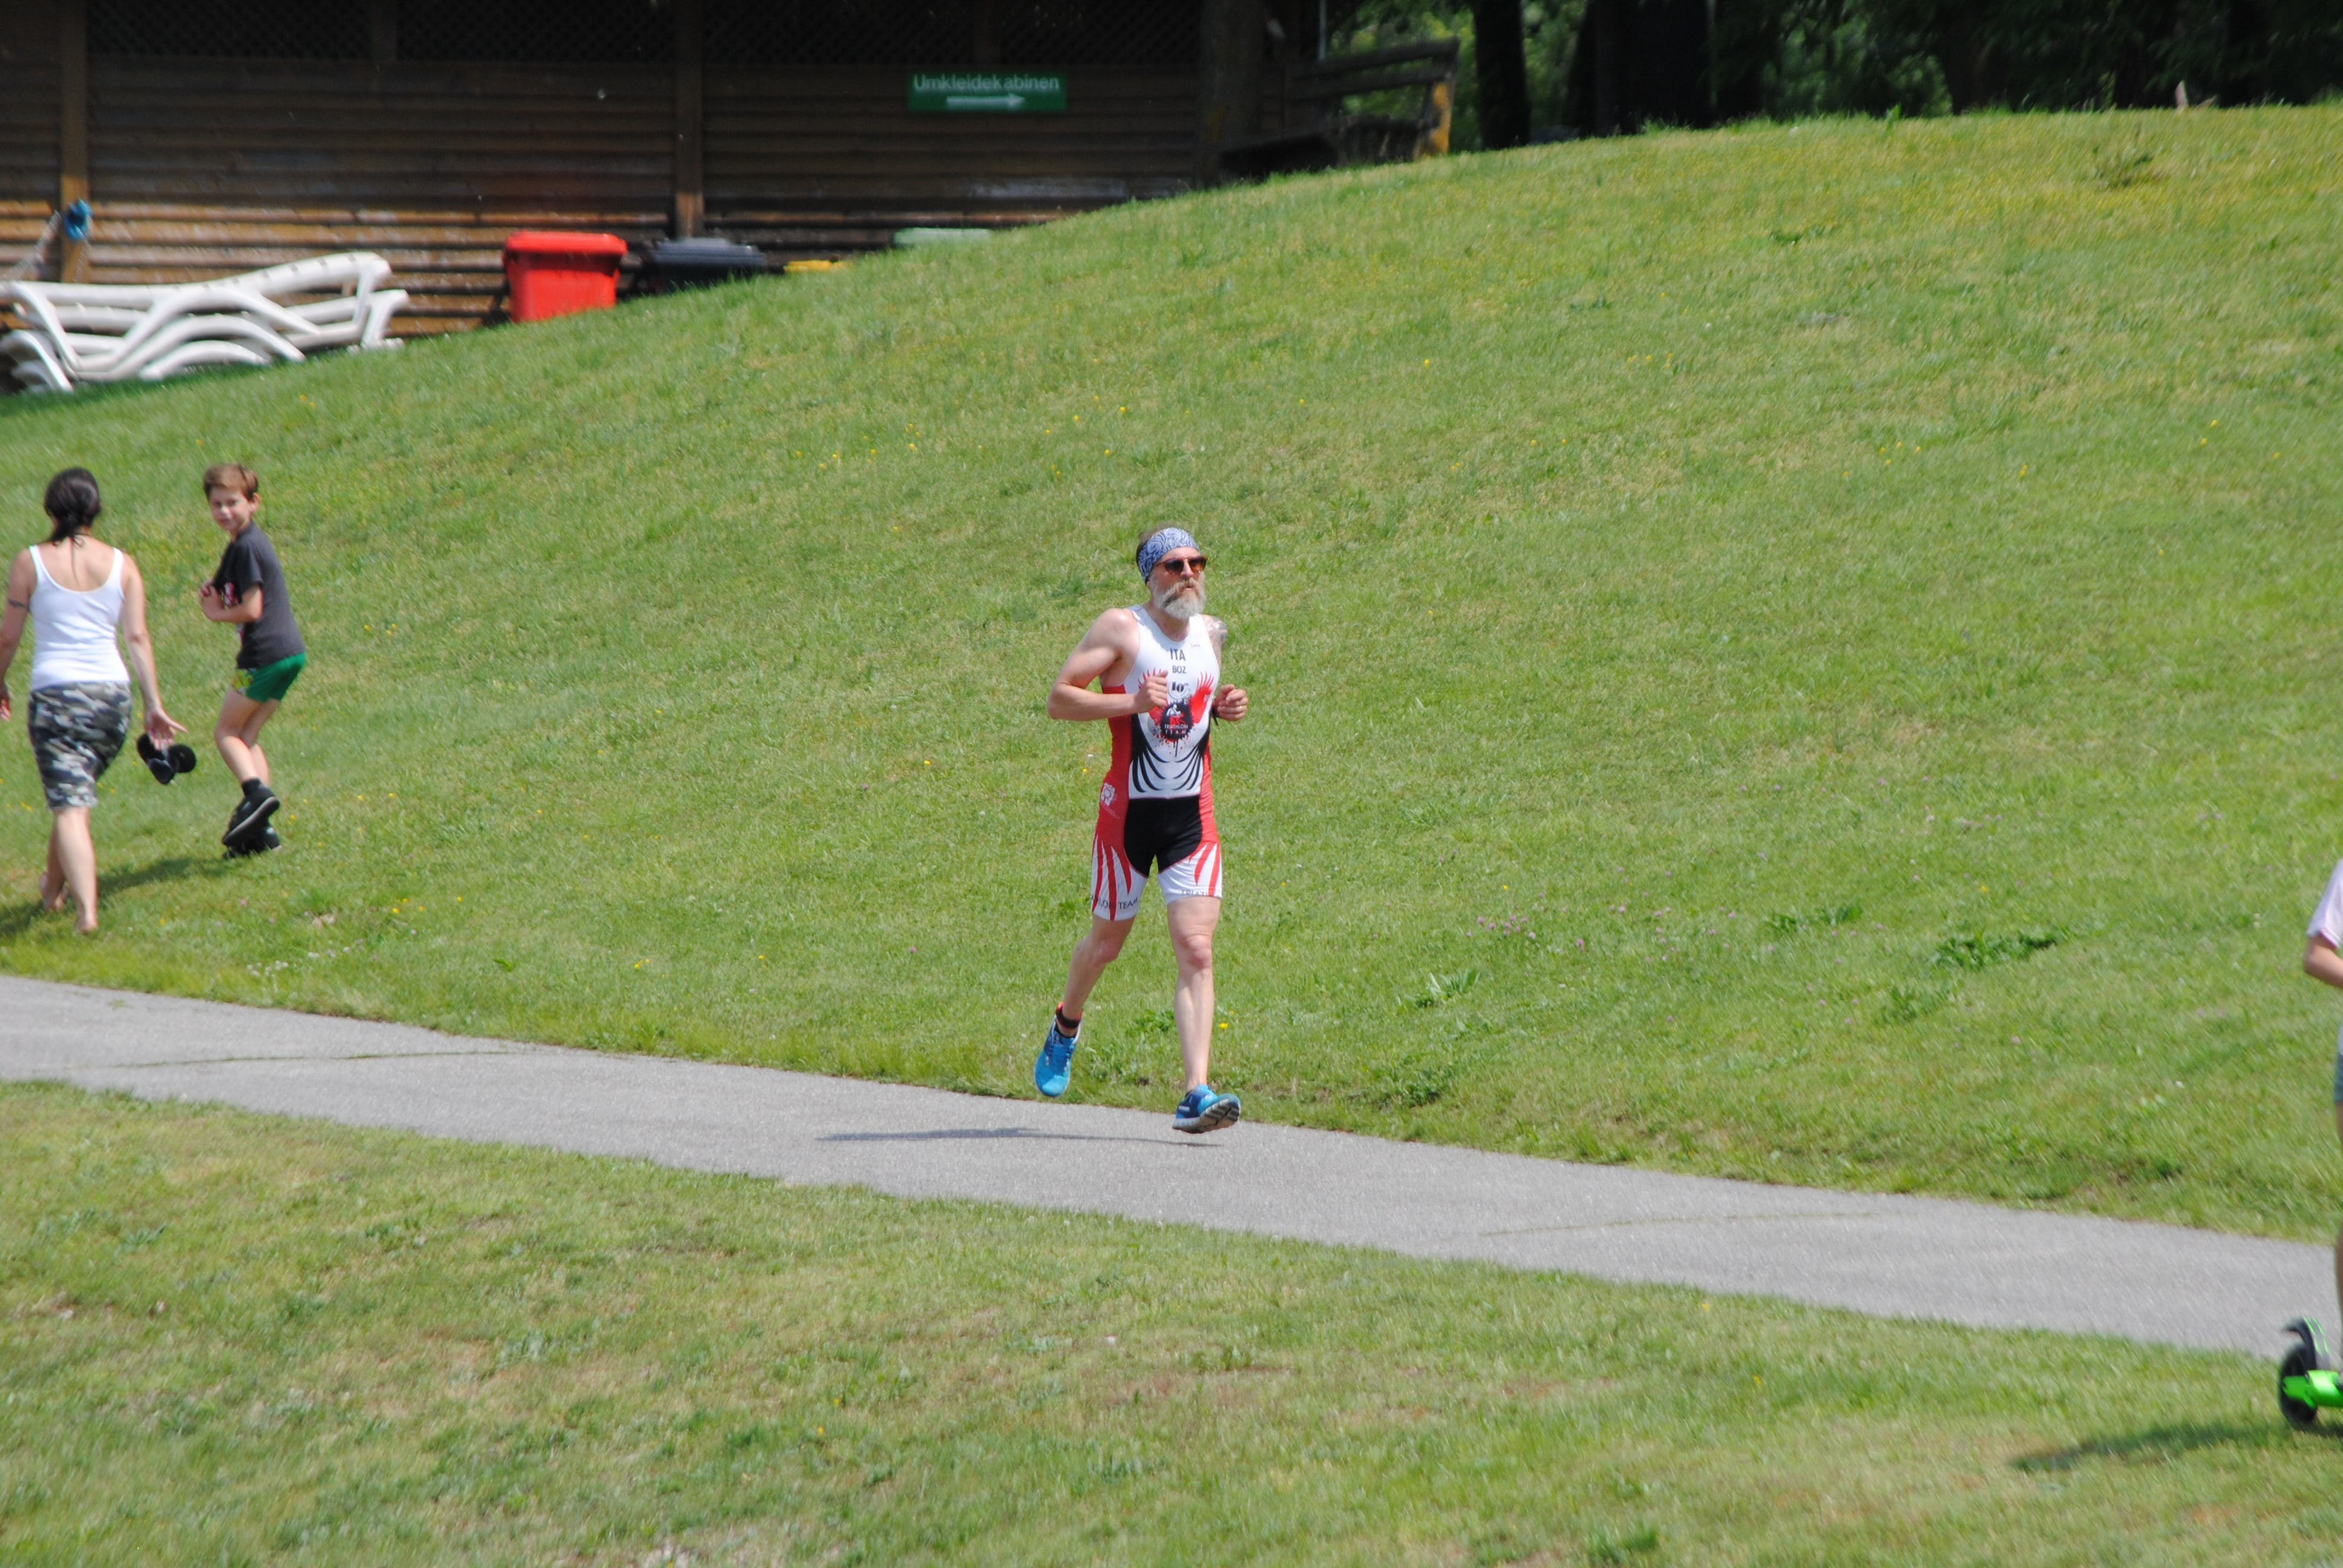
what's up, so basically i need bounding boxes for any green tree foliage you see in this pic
[1757,0,2343,112]
[1337,0,2342,141]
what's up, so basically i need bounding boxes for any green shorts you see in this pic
[233,653,306,705]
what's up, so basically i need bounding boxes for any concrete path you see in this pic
[2,975,2325,1358]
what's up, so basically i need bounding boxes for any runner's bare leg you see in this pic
[1060,914,1137,1021]
[1168,896,1221,1091]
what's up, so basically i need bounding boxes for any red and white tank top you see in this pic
[1104,607,1217,801]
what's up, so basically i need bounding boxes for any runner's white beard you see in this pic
[1153,581,1205,619]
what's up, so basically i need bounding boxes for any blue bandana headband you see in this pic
[1136,528,1201,581]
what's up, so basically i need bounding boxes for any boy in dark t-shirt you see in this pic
[196,462,306,855]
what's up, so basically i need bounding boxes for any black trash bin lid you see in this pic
[649,238,765,269]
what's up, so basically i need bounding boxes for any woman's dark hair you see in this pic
[43,468,101,542]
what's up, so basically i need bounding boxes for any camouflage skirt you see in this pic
[28,681,132,811]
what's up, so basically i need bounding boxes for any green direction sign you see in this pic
[908,72,1068,113]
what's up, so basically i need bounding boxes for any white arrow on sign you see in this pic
[944,93,1026,109]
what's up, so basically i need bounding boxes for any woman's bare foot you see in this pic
[39,875,67,913]
[74,914,98,935]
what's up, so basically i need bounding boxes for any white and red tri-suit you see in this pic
[1091,606,1224,921]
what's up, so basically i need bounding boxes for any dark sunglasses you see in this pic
[1157,554,1208,576]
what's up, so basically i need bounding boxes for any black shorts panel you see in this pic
[1123,795,1204,876]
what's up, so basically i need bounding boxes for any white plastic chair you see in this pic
[2,251,408,392]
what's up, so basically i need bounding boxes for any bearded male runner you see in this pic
[1034,528,1249,1132]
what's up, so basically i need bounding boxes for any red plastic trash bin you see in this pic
[503,231,628,322]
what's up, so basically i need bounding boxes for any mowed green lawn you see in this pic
[1,109,2339,1238]
[7,1082,2340,1567]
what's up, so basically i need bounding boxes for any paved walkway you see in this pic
[2,975,2324,1358]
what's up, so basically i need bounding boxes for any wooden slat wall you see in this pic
[82,59,671,332]
[0,31,1211,336]
[0,1,62,273]
[704,66,1196,255]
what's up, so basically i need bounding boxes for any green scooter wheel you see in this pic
[2281,1336,2321,1430]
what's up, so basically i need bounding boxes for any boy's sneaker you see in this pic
[1033,1019,1079,1099]
[223,785,278,848]
[223,824,284,861]
[1172,1085,1241,1135]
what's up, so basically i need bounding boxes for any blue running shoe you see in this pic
[1172,1085,1242,1134]
[1034,1020,1079,1099]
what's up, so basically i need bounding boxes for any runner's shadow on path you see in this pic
[0,854,221,943]
[2012,1420,2325,1471]
[821,1126,1208,1151]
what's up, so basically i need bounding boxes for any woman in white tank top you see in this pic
[0,468,183,933]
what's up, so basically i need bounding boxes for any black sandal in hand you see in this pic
[136,734,198,785]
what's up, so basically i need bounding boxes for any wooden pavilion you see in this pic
[0,0,1444,335]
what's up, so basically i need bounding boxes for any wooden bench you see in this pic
[1217,39,1460,180]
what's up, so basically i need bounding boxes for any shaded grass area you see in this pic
[1,110,2340,1238]
[4,1083,2338,1566]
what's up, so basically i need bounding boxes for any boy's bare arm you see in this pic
[2305,937,2343,990]
[197,583,264,624]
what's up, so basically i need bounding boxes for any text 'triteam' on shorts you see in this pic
[28,681,132,811]
[1092,793,1223,923]
[232,652,306,707]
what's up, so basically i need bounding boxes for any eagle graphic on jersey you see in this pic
[1154,685,1207,743]
[1130,681,1213,795]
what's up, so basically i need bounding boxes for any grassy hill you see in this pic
[2,108,2338,1238]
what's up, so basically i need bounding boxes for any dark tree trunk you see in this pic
[1705,0,1772,119]
[1196,0,1265,183]
[1935,5,1986,111]
[1629,0,1712,125]
[1593,0,1621,131]
[1562,0,1716,134]
[1472,0,1533,147]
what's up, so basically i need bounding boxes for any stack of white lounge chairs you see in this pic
[2,251,409,393]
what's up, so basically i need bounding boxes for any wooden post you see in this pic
[1423,77,1453,157]
[1194,0,1263,185]
[673,0,703,238]
[369,0,398,65]
[57,0,88,282]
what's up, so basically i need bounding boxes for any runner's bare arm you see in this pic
[1207,617,1248,722]
[1048,609,1162,720]
[116,555,183,744]
[2306,936,2343,990]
